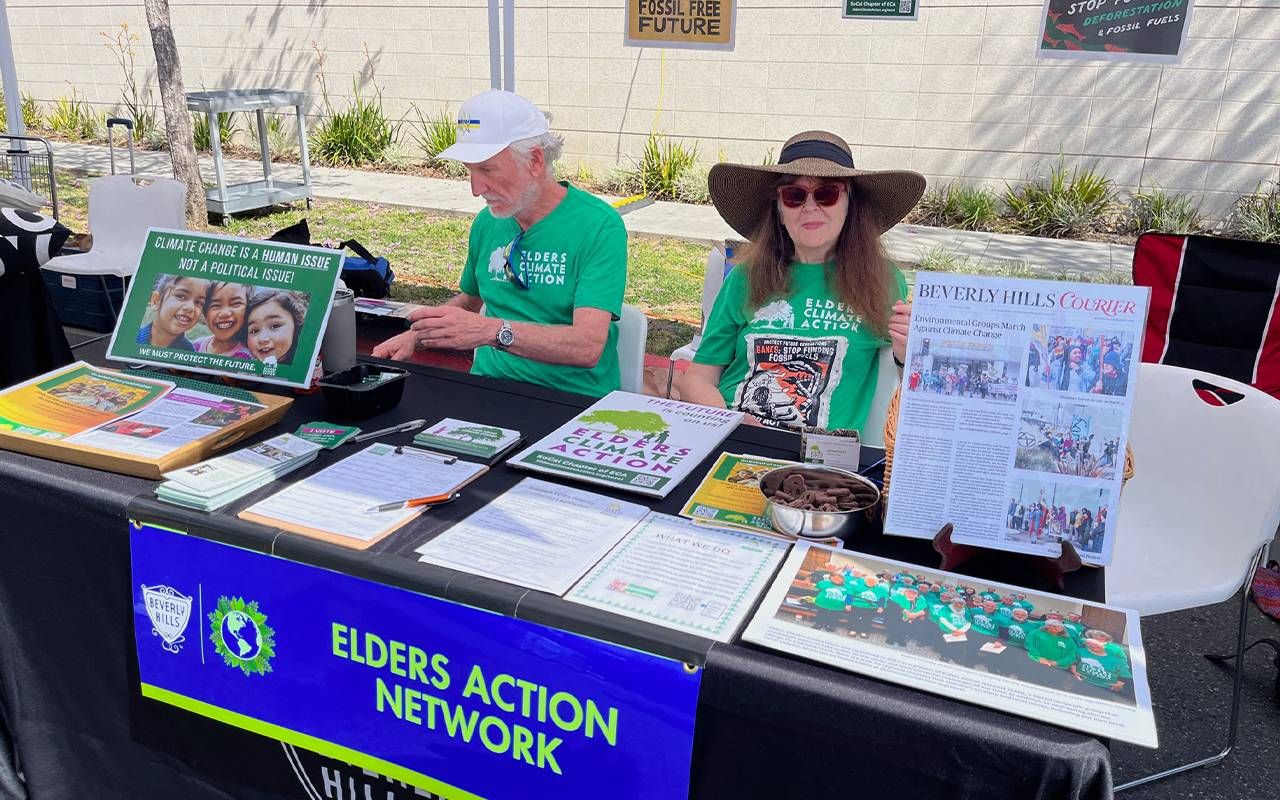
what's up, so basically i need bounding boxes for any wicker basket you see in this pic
[880,386,1134,512]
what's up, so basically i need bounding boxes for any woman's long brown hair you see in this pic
[738,178,893,336]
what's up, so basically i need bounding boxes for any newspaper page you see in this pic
[742,542,1158,748]
[885,274,1148,566]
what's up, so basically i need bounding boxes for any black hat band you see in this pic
[778,139,855,169]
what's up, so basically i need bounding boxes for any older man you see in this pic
[373,90,627,397]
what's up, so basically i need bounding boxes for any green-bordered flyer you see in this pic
[680,452,796,535]
[107,229,345,388]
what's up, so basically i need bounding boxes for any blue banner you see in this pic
[130,521,701,799]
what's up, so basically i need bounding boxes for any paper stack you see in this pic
[156,433,323,511]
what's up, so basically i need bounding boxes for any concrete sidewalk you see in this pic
[52,141,1135,276]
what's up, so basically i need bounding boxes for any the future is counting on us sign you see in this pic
[130,521,701,799]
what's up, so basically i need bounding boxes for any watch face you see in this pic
[497,326,515,347]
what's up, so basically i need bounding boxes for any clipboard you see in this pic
[237,444,489,550]
[0,367,292,480]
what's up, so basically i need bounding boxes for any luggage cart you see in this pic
[0,134,58,219]
[185,88,314,218]
[105,117,136,175]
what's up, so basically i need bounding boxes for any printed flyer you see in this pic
[679,452,796,536]
[107,229,345,388]
[886,273,1149,566]
[0,361,173,439]
[742,542,1158,747]
[413,418,523,460]
[567,512,791,643]
[1037,0,1194,63]
[510,391,743,498]
[67,389,265,458]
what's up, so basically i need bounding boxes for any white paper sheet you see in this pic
[414,478,649,595]
[240,443,485,542]
[566,512,790,642]
[163,433,321,494]
[68,389,265,458]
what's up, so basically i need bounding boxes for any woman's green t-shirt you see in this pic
[693,261,906,432]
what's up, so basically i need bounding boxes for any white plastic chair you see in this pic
[41,174,187,322]
[861,345,902,449]
[1106,363,1280,792]
[617,304,648,394]
[665,244,732,398]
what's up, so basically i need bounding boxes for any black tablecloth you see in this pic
[0,355,1114,799]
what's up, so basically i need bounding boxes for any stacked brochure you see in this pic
[509,391,744,498]
[413,418,523,462]
[156,434,322,511]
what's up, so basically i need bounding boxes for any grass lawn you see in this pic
[52,172,703,355]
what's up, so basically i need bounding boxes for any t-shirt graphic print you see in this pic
[732,333,848,429]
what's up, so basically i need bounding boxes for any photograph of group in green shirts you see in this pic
[775,548,1138,706]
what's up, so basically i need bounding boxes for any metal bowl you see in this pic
[758,464,881,540]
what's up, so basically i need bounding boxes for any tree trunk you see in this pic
[142,0,206,228]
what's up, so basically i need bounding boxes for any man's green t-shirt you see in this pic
[1026,629,1079,668]
[1002,620,1036,649]
[459,183,627,397]
[969,609,1005,637]
[1074,648,1132,688]
[812,579,847,611]
[693,262,906,431]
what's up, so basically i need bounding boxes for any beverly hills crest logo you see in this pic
[209,595,276,676]
[141,584,192,654]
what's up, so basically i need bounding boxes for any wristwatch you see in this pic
[495,320,515,349]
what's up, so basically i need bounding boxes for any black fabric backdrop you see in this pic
[0,357,1113,800]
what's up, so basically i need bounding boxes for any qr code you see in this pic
[702,601,726,619]
[691,504,718,519]
[667,592,698,611]
[630,475,660,487]
[899,0,912,12]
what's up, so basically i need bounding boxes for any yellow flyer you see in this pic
[679,452,796,534]
[0,362,174,440]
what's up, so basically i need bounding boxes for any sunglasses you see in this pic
[777,183,846,209]
[502,231,529,290]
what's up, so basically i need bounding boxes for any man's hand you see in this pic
[408,306,500,351]
[889,300,911,363]
[371,330,418,361]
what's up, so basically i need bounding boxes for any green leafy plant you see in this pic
[1225,182,1280,243]
[1121,187,1207,235]
[192,111,240,152]
[410,104,466,176]
[675,165,711,204]
[21,94,42,130]
[100,22,155,142]
[554,159,596,187]
[310,42,398,167]
[263,112,296,156]
[1004,157,1118,239]
[47,89,98,139]
[915,183,1000,231]
[601,164,642,195]
[637,133,698,200]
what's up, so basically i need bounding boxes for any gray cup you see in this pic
[321,288,358,374]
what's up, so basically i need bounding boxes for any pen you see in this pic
[393,444,457,464]
[364,492,459,514]
[351,419,427,443]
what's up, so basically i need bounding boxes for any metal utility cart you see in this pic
[185,89,314,217]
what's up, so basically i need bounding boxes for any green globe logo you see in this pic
[209,596,276,676]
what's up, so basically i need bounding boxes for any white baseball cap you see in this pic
[437,90,550,164]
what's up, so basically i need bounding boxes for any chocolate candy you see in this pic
[761,467,879,511]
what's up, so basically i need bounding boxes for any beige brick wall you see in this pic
[6,0,1279,216]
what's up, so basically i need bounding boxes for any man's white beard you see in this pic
[487,180,541,220]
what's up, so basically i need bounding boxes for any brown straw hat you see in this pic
[708,130,926,239]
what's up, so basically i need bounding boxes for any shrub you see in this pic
[1121,188,1207,235]
[263,112,296,156]
[192,111,239,152]
[915,183,1000,230]
[1225,183,1280,243]
[47,90,97,139]
[312,82,397,167]
[1004,157,1118,239]
[554,159,596,187]
[637,133,698,200]
[601,164,642,196]
[21,94,42,130]
[101,22,155,142]
[674,165,711,204]
[411,105,455,163]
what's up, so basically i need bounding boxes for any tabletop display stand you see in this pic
[185,89,314,217]
[932,522,1084,591]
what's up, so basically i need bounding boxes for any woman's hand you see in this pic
[889,300,911,363]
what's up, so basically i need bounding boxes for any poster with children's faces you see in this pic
[107,229,345,387]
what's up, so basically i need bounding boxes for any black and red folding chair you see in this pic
[1133,232,1280,399]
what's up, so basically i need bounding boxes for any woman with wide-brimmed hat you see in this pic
[679,130,926,431]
